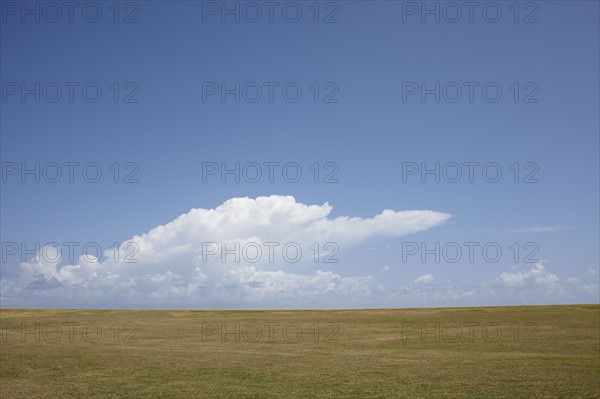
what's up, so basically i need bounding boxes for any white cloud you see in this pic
[379,265,390,274]
[5,196,595,309]
[414,274,434,284]
[506,226,568,234]
[214,266,373,306]
[486,262,599,302]
[1,195,451,307]
[385,262,599,307]
[493,262,560,290]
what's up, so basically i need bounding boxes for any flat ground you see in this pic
[1,305,598,398]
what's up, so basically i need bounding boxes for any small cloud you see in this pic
[494,262,559,289]
[415,274,434,284]
[504,226,569,234]
[379,265,390,274]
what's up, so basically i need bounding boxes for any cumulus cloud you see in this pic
[493,262,560,290]
[1,195,451,308]
[214,266,373,306]
[486,261,600,302]
[414,274,434,284]
[384,262,599,307]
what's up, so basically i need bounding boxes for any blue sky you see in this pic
[1,0,598,308]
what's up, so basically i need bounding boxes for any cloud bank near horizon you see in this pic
[1,195,596,308]
[1,195,454,307]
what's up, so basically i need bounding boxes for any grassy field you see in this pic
[1,305,598,398]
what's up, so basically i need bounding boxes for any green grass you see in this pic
[1,305,599,398]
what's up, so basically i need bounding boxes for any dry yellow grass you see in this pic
[1,305,599,398]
